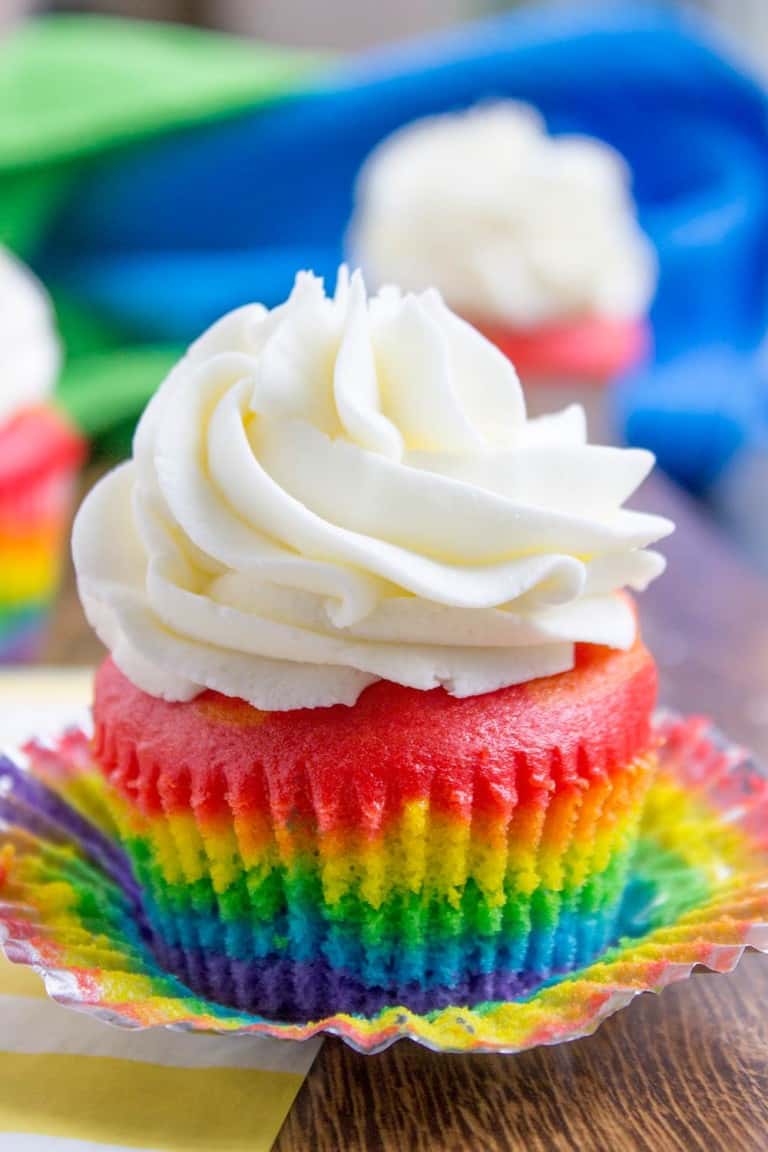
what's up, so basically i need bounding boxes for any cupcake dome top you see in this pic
[73,268,672,711]
[0,246,60,425]
[93,632,657,823]
[348,102,656,327]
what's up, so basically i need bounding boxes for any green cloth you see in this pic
[58,345,182,458]
[0,16,323,450]
[51,291,182,456]
[0,16,319,170]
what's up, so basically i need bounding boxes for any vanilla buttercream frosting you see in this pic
[0,246,60,424]
[348,102,656,327]
[73,269,672,711]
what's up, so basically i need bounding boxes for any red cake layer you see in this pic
[0,406,85,495]
[93,628,657,828]
[472,315,650,383]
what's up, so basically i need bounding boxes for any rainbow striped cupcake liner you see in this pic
[0,712,766,1054]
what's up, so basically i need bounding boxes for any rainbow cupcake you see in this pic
[0,248,84,661]
[348,103,656,403]
[73,269,672,1021]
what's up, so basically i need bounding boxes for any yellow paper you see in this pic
[0,669,321,1152]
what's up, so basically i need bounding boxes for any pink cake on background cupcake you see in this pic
[0,247,85,661]
[72,269,672,1021]
[347,103,656,405]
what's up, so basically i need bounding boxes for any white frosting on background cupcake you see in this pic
[74,269,672,711]
[0,246,60,425]
[348,102,657,327]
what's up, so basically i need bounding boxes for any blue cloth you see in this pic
[39,1,768,485]
[614,347,768,495]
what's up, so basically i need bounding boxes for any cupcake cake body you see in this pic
[348,103,656,419]
[93,637,656,1018]
[74,270,672,1020]
[0,248,84,660]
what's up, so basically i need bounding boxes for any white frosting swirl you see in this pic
[348,102,657,326]
[73,269,672,711]
[0,246,60,424]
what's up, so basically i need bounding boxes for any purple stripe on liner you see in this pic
[0,755,138,895]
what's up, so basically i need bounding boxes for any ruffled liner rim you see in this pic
[0,711,766,1055]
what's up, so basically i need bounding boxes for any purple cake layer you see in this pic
[149,944,551,1020]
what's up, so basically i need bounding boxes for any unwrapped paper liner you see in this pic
[0,713,766,1054]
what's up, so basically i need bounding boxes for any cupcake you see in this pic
[73,269,672,1020]
[0,247,85,662]
[347,103,656,422]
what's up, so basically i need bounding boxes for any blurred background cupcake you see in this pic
[348,102,657,427]
[0,246,85,663]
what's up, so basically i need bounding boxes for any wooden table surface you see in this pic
[44,470,768,1152]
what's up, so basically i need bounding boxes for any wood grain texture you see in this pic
[277,954,768,1152]
[43,467,768,1152]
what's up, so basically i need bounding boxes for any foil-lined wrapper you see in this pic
[0,713,766,1054]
